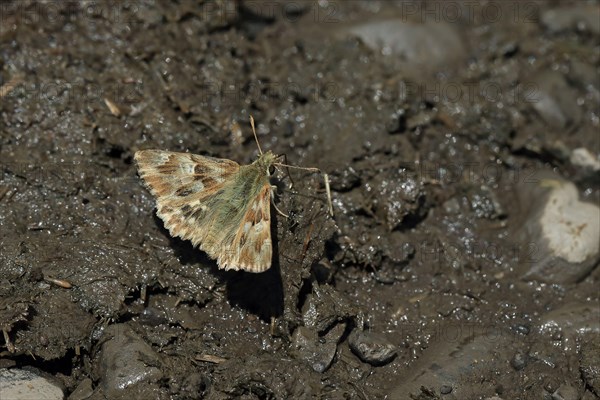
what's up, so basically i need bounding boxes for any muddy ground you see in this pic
[1,1,599,399]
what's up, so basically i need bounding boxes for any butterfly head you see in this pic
[255,150,279,176]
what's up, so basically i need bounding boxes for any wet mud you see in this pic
[1,1,599,399]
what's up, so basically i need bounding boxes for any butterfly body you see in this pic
[135,150,278,272]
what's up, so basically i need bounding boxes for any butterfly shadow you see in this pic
[155,212,284,322]
[221,207,285,321]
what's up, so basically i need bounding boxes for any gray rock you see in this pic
[541,6,600,35]
[0,369,63,400]
[68,378,93,400]
[388,329,510,398]
[569,60,600,93]
[550,384,581,400]
[346,19,465,79]
[348,330,397,366]
[97,324,163,399]
[291,323,345,373]
[511,351,527,371]
[301,285,357,333]
[514,173,600,284]
[440,384,453,394]
[528,71,581,129]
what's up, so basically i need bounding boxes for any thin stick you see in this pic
[0,74,23,99]
[249,115,263,155]
[324,173,334,217]
[2,329,14,353]
[196,354,228,364]
[302,223,315,258]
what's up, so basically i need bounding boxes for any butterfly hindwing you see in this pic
[218,183,272,273]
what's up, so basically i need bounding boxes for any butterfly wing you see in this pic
[135,149,240,244]
[217,183,272,273]
[135,150,273,272]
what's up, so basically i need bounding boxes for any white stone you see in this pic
[540,180,600,263]
[570,148,600,171]
[0,369,63,400]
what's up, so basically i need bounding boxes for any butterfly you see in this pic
[135,117,332,273]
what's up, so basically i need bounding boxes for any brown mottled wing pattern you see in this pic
[135,150,239,200]
[134,149,273,272]
[217,184,272,273]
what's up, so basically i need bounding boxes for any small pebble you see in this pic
[551,384,579,400]
[292,323,345,373]
[68,378,93,400]
[349,330,397,366]
[440,384,453,394]
[512,324,530,336]
[511,352,527,371]
[98,324,163,398]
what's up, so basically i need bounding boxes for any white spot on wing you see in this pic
[180,163,195,174]
[157,153,170,163]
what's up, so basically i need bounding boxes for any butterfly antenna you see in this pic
[250,115,263,155]
[273,162,320,173]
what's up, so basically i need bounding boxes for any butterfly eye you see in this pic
[268,165,276,175]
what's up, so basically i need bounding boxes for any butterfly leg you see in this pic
[270,185,289,218]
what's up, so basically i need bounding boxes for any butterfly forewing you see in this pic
[135,150,240,200]
[135,150,274,272]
